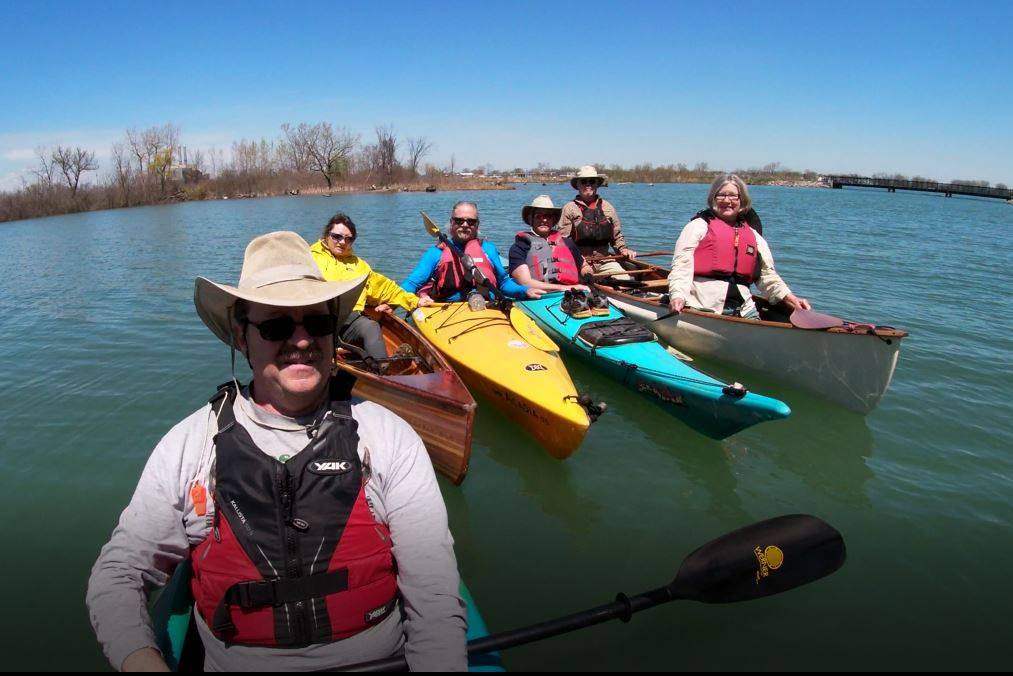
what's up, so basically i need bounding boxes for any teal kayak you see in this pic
[517,292,791,439]
[151,560,504,671]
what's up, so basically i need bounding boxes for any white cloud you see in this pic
[0,170,28,191]
[3,148,36,161]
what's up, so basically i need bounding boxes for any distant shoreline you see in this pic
[0,179,840,225]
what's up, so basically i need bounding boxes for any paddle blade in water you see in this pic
[790,308,845,330]
[668,514,845,603]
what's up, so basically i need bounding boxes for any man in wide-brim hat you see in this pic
[558,165,638,278]
[87,231,466,672]
[508,195,589,293]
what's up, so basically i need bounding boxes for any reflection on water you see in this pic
[470,391,604,536]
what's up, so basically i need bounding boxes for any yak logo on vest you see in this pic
[525,364,548,372]
[309,460,354,475]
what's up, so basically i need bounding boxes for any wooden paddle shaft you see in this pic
[588,250,670,262]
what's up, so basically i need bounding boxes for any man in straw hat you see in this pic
[87,232,466,671]
[508,195,589,293]
[558,165,638,278]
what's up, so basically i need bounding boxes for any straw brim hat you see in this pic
[194,231,367,346]
[570,165,608,190]
[521,194,562,225]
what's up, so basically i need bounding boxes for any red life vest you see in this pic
[190,378,398,648]
[514,230,580,285]
[421,238,499,300]
[693,217,761,285]
[572,198,613,255]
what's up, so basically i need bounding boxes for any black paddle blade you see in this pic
[668,514,845,604]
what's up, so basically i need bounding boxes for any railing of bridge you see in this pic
[824,175,1012,200]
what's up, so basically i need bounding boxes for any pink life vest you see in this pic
[693,217,760,285]
[420,238,499,300]
[514,230,580,285]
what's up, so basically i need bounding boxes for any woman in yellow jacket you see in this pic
[311,212,432,361]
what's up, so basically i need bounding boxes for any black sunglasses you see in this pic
[452,217,479,226]
[244,314,338,342]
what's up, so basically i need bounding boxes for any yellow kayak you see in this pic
[412,302,593,459]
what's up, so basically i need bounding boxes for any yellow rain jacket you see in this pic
[310,240,420,313]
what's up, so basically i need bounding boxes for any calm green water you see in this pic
[1,185,1011,670]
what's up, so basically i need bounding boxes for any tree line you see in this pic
[4,125,1008,224]
[0,122,438,223]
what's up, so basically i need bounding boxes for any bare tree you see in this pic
[374,125,399,185]
[405,136,434,176]
[282,122,358,189]
[190,148,206,175]
[31,147,56,187]
[51,146,98,198]
[125,129,149,174]
[111,142,134,206]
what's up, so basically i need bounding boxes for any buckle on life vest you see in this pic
[225,568,352,609]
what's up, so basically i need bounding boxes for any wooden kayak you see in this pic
[592,258,908,414]
[518,293,791,439]
[151,560,504,671]
[334,309,476,485]
[411,302,595,459]
[332,312,474,486]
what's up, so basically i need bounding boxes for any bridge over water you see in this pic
[825,175,1012,201]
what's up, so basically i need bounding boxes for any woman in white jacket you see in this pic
[667,174,810,318]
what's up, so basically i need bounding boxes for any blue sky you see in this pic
[1,0,1011,189]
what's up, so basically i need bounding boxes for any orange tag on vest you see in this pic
[190,483,207,517]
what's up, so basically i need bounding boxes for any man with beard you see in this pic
[87,232,466,671]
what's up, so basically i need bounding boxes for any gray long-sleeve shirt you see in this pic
[86,387,467,671]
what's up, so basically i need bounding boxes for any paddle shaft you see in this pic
[588,250,670,262]
[341,513,846,672]
[343,585,676,672]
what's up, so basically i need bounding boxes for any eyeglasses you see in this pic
[452,217,479,226]
[579,179,599,187]
[328,232,355,243]
[715,192,741,201]
[244,314,338,342]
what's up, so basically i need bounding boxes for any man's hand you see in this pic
[669,297,685,313]
[417,295,433,308]
[374,303,392,314]
[784,294,811,311]
[580,263,594,277]
[623,248,638,260]
[525,288,546,299]
[121,647,170,672]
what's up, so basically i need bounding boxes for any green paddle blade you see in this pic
[668,514,845,603]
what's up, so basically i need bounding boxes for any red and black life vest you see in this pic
[514,230,580,285]
[571,198,613,255]
[693,217,761,285]
[420,239,499,300]
[190,378,398,648]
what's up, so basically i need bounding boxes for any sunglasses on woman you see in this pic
[244,314,338,342]
[328,232,355,243]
